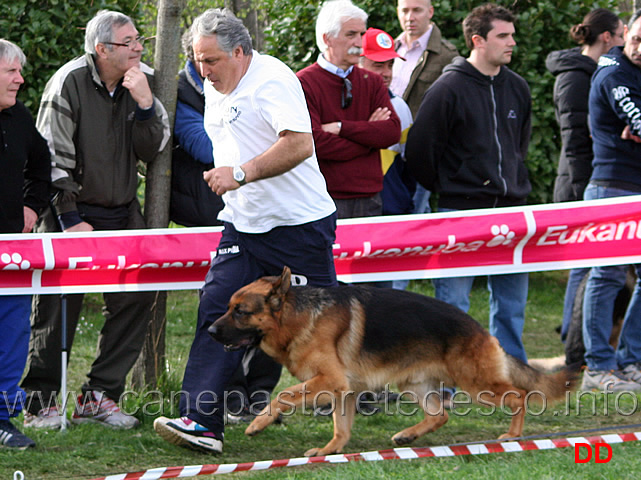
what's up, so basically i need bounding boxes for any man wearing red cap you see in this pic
[359,28,414,217]
[297,0,400,225]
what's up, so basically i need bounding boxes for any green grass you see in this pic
[3,271,641,480]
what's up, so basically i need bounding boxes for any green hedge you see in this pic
[4,0,623,204]
[1,1,141,113]
[260,0,622,204]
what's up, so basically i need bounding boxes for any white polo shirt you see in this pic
[203,51,336,233]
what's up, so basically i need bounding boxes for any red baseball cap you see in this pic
[361,28,405,62]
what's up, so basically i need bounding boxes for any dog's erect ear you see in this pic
[277,266,292,295]
[268,266,292,312]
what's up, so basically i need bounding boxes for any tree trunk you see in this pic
[132,0,185,389]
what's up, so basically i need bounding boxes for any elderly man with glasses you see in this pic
[20,9,169,430]
[297,0,400,224]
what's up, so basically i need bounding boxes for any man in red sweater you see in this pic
[297,0,401,219]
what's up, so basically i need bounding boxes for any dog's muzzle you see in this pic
[208,322,262,352]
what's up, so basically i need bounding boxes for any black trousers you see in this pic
[21,199,155,413]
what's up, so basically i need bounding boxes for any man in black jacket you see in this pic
[406,3,532,362]
[21,10,170,430]
[545,9,623,344]
[0,39,50,449]
[580,10,641,392]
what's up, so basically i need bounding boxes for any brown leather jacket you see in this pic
[396,24,459,117]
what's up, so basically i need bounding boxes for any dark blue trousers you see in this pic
[180,214,337,434]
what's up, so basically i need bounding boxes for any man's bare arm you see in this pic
[204,130,313,195]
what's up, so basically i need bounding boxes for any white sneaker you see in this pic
[581,369,641,392]
[72,391,139,429]
[154,416,223,453]
[23,406,69,429]
[621,363,641,384]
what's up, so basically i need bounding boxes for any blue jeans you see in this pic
[560,268,589,342]
[433,274,529,362]
[412,184,432,215]
[433,206,529,362]
[0,295,31,420]
[582,183,641,371]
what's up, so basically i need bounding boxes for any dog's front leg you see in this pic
[303,393,356,457]
[245,374,348,439]
[244,386,303,436]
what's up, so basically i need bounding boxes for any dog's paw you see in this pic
[244,422,264,436]
[391,431,417,446]
[304,447,322,457]
[244,414,275,436]
[498,432,518,440]
[304,445,341,457]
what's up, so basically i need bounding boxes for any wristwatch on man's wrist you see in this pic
[233,165,246,186]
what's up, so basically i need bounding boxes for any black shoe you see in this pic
[0,420,36,449]
[376,390,401,403]
[225,406,254,425]
[313,403,334,417]
[357,403,381,415]
[357,392,381,415]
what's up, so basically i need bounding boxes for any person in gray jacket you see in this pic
[21,10,170,430]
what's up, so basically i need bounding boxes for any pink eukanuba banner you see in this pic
[1,196,641,294]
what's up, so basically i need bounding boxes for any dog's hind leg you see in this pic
[304,393,356,457]
[472,384,527,439]
[391,383,449,446]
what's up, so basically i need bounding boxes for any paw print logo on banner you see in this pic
[487,224,516,247]
[1,252,31,270]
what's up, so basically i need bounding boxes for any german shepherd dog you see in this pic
[209,267,577,456]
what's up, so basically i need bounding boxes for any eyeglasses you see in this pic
[103,35,150,50]
[341,77,352,109]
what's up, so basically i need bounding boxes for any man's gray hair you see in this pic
[0,39,26,66]
[84,9,134,55]
[190,8,252,55]
[315,0,368,53]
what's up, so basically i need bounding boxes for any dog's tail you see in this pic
[507,355,581,402]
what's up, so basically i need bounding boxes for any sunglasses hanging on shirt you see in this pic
[341,77,352,109]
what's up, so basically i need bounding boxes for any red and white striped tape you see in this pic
[88,431,641,480]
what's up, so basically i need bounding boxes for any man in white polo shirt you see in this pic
[154,8,338,454]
